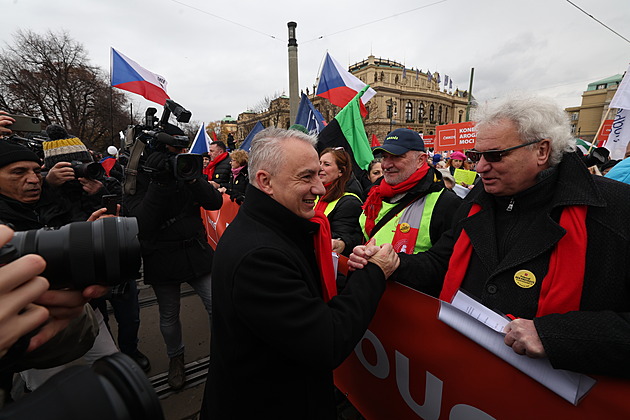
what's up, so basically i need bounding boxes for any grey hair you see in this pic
[248,127,318,187]
[472,94,575,167]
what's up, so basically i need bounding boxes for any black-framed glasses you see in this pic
[465,139,542,163]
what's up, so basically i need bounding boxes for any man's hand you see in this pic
[78,177,104,195]
[332,239,345,254]
[87,205,120,221]
[0,111,15,137]
[366,243,400,278]
[45,162,75,187]
[504,319,546,358]
[347,238,381,271]
[0,225,49,357]
[209,180,221,189]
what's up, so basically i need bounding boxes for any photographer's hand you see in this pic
[145,151,173,185]
[0,111,15,138]
[0,225,49,357]
[78,177,104,195]
[45,162,75,187]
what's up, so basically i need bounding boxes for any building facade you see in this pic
[236,55,470,145]
[349,55,469,142]
[565,74,622,142]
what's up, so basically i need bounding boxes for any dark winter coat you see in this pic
[209,155,231,189]
[394,151,630,378]
[202,186,386,420]
[226,165,248,204]
[123,171,222,285]
[0,186,74,231]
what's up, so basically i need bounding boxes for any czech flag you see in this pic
[316,53,376,117]
[111,48,170,105]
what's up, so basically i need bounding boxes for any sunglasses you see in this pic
[465,139,542,163]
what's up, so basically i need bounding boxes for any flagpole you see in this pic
[465,67,475,122]
[587,107,613,154]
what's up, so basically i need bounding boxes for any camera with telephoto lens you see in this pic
[70,160,106,180]
[0,217,141,290]
[0,353,164,420]
[122,99,203,182]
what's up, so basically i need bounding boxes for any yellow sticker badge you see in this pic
[514,270,536,289]
[399,223,411,233]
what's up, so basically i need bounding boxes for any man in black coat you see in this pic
[350,94,630,379]
[205,140,231,189]
[201,127,399,420]
[124,127,223,390]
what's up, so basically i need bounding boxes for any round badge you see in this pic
[514,270,536,288]
[399,223,411,233]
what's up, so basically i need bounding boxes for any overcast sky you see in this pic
[4,0,630,126]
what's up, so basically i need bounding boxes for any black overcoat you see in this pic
[394,152,630,378]
[202,186,386,420]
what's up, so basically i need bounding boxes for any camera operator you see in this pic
[42,124,120,220]
[124,123,222,390]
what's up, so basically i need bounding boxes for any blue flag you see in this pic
[427,70,433,82]
[240,121,265,152]
[295,93,326,135]
[189,123,210,154]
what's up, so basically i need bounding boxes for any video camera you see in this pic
[123,100,202,182]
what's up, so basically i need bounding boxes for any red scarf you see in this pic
[439,204,588,317]
[362,165,430,236]
[204,152,229,179]
[310,209,337,302]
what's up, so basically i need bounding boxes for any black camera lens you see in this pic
[173,154,202,181]
[0,353,164,420]
[8,217,141,289]
[72,161,105,179]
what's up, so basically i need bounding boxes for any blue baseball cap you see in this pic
[372,128,425,156]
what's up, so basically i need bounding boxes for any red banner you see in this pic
[422,135,435,149]
[434,121,476,152]
[201,194,241,250]
[334,282,630,419]
[597,119,614,142]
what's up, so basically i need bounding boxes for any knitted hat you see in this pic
[0,140,41,169]
[432,153,443,165]
[43,124,92,168]
[450,151,466,161]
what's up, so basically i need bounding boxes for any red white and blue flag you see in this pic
[316,53,376,117]
[110,48,170,105]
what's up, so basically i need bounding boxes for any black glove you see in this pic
[144,152,173,184]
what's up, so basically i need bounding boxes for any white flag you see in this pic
[604,64,630,159]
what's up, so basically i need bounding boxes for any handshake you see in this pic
[348,238,400,279]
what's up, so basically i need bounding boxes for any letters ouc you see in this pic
[355,329,495,420]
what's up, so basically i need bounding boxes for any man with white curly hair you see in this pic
[350,94,630,378]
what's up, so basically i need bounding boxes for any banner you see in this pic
[334,282,630,420]
[434,121,476,152]
[423,135,435,149]
[201,195,241,250]
[596,119,614,143]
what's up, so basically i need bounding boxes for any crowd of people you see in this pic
[0,90,629,419]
